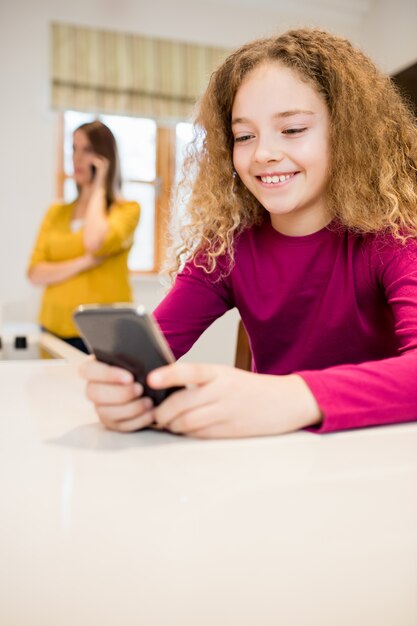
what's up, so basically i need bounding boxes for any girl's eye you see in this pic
[234,134,253,143]
[282,127,307,135]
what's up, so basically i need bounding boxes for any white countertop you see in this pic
[0,335,416,626]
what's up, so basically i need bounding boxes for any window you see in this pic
[57,111,193,273]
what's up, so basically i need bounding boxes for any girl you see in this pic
[81,29,417,437]
[28,121,140,352]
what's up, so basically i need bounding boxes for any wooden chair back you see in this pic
[234,319,252,371]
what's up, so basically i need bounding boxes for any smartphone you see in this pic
[73,304,180,405]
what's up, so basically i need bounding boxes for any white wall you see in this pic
[359,0,417,74]
[0,0,416,364]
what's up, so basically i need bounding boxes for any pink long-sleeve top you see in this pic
[153,218,417,433]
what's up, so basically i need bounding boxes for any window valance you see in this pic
[50,23,230,119]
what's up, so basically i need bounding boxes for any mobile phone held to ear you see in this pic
[73,304,180,406]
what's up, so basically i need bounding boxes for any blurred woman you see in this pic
[28,121,140,352]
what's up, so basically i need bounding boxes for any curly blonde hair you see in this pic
[168,28,417,278]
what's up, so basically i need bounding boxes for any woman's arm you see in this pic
[89,201,140,257]
[82,156,110,252]
[28,203,94,277]
[28,253,102,286]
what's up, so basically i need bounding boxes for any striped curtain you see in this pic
[50,23,230,119]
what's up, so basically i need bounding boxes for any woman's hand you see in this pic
[28,253,107,286]
[83,155,111,252]
[90,154,110,189]
[148,363,322,438]
[79,357,155,432]
[83,252,107,269]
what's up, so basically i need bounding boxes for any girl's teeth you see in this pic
[261,174,292,184]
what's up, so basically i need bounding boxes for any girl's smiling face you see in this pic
[232,62,331,235]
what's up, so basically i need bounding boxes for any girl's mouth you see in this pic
[257,172,298,185]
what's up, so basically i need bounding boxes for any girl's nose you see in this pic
[253,138,284,163]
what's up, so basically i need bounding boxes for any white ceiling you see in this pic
[193,0,375,20]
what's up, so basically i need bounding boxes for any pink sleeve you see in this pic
[298,238,417,433]
[153,259,233,359]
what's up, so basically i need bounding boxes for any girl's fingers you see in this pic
[154,384,214,428]
[79,357,135,385]
[86,380,143,405]
[148,362,220,389]
[187,423,240,439]
[163,403,224,435]
[167,407,252,439]
[99,408,155,433]
[97,395,154,423]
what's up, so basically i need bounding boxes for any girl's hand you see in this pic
[79,357,155,432]
[148,363,322,438]
[90,154,110,188]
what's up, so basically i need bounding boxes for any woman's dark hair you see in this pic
[75,120,121,208]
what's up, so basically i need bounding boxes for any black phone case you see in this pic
[74,307,180,405]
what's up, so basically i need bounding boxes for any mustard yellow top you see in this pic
[28,200,140,337]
